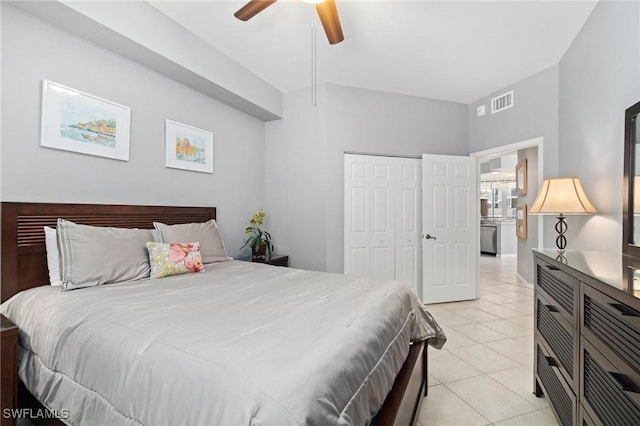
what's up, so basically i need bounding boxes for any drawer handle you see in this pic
[609,371,640,394]
[545,304,559,313]
[545,356,558,368]
[545,265,560,271]
[608,303,640,318]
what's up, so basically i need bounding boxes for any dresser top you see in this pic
[533,249,640,300]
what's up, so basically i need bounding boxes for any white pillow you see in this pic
[57,218,153,291]
[153,219,232,264]
[44,226,63,286]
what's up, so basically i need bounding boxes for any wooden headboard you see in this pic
[1,202,217,302]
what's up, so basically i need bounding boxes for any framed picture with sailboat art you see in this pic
[40,80,131,161]
[165,120,214,174]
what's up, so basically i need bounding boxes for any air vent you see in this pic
[491,90,514,114]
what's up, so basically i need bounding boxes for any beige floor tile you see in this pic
[486,283,523,293]
[513,334,535,351]
[449,344,520,373]
[508,316,535,329]
[446,375,539,422]
[428,373,441,386]
[482,319,533,338]
[455,308,502,322]
[430,310,475,327]
[485,338,535,365]
[494,408,558,425]
[479,286,502,294]
[439,326,479,349]
[442,298,498,310]
[451,323,510,343]
[429,349,484,383]
[498,291,537,302]
[489,365,550,409]
[478,304,526,319]
[418,384,491,426]
[502,301,534,314]
[479,293,522,304]
[423,302,462,313]
[424,255,555,425]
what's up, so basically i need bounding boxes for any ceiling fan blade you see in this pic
[234,0,277,21]
[316,0,344,45]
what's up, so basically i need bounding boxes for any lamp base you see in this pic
[555,214,567,252]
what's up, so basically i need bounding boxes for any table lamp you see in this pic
[529,177,597,252]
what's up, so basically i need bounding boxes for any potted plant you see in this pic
[241,209,274,260]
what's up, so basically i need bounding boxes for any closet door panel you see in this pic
[344,156,371,276]
[396,162,421,291]
[372,162,394,280]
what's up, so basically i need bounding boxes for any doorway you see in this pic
[471,137,544,286]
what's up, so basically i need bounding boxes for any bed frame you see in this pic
[1,201,428,426]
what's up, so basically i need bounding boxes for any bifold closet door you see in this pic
[344,154,421,291]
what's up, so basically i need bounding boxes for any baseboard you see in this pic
[517,272,533,288]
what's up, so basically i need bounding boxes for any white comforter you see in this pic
[1,261,445,426]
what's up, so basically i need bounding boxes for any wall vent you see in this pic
[491,90,514,114]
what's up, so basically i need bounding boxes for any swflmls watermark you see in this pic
[2,408,70,420]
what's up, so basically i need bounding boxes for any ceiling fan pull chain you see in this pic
[311,8,317,107]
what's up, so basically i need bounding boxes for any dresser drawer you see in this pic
[536,340,576,426]
[581,336,640,425]
[582,284,640,377]
[578,403,599,426]
[536,293,577,389]
[536,257,578,324]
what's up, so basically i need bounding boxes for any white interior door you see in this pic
[344,154,421,290]
[370,160,395,280]
[395,162,422,290]
[421,154,478,303]
[344,155,371,277]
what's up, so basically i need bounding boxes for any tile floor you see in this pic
[416,255,559,426]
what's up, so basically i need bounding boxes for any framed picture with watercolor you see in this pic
[165,120,214,174]
[40,80,131,161]
[515,159,527,195]
[516,204,527,240]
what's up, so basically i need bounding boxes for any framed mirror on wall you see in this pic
[623,100,640,258]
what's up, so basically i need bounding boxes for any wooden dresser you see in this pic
[533,249,640,426]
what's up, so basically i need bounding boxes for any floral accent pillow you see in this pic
[146,242,204,279]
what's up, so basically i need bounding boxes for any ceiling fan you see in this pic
[234,0,345,45]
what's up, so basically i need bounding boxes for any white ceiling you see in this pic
[149,0,597,104]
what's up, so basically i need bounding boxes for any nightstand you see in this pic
[238,253,289,267]
[1,314,18,426]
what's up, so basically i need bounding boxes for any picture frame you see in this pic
[41,80,131,161]
[165,120,214,174]
[516,159,528,195]
[516,204,528,239]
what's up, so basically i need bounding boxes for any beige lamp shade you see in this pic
[529,177,597,215]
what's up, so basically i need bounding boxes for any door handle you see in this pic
[424,234,437,240]
[609,371,640,394]
[608,303,640,318]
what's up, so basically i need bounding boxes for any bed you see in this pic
[0,202,445,426]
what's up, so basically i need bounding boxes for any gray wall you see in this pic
[468,65,559,179]
[517,146,538,284]
[1,5,267,257]
[266,84,468,272]
[469,0,640,274]
[468,66,558,282]
[557,0,640,253]
[264,86,329,272]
